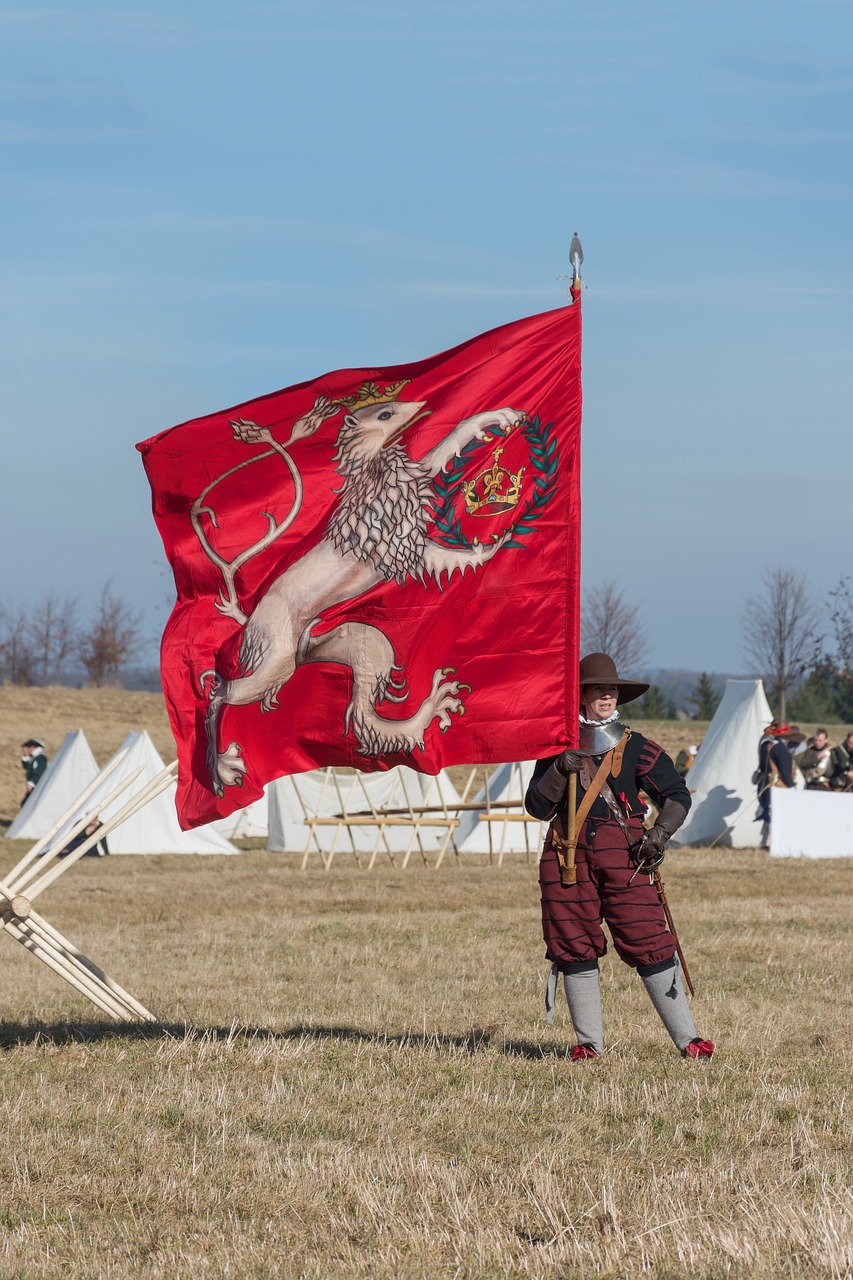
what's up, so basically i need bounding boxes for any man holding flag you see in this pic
[139,258,711,1056]
[526,652,714,1061]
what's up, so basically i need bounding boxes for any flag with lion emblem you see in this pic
[138,299,582,829]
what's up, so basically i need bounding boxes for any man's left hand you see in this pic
[631,824,668,870]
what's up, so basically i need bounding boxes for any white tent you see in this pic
[5,730,99,841]
[455,760,546,858]
[266,762,544,861]
[74,731,238,856]
[268,766,447,856]
[673,679,775,848]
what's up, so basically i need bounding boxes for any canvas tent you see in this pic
[267,766,459,858]
[67,731,238,855]
[673,679,775,848]
[5,730,99,841]
[455,760,545,858]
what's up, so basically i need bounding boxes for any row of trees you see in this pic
[4,567,844,712]
[0,586,143,687]
[583,568,849,722]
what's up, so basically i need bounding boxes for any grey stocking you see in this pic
[562,959,604,1054]
[638,956,698,1051]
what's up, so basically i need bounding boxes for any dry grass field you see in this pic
[0,688,851,1279]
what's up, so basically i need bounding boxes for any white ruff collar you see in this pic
[579,709,621,727]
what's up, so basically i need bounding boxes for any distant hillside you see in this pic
[641,669,750,718]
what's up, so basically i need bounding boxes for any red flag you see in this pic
[138,301,582,829]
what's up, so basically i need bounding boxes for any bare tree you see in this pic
[0,600,37,685]
[829,576,853,674]
[31,590,78,685]
[78,583,142,687]
[581,580,648,673]
[742,567,821,720]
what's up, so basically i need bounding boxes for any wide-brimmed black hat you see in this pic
[579,652,649,706]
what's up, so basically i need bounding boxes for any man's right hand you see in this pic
[556,750,586,775]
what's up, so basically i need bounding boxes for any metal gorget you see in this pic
[578,718,626,756]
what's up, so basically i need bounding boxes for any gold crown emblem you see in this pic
[462,447,525,517]
[335,379,411,412]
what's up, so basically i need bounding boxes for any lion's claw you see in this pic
[212,741,247,793]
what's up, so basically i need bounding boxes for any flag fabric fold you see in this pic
[138,300,582,829]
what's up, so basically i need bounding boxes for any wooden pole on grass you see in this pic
[4,748,130,885]
[0,760,180,1023]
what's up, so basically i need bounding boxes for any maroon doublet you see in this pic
[528,733,691,971]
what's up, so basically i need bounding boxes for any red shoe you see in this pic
[570,1044,599,1061]
[682,1038,714,1060]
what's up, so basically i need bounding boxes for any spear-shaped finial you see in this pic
[569,232,584,287]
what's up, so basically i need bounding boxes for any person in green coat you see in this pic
[20,738,48,806]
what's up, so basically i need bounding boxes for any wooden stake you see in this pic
[5,748,130,885]
[24,910,157,1022]
[22,764,178,902]
[10,763,149,894]
[3,916,131,1021]
[0,756,178,1024]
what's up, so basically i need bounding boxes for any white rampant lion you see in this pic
[192,383,524,796]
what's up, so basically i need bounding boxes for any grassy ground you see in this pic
[0,843,850,1279]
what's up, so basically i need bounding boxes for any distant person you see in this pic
[20,738,48,807]
[58,817,109,859]
[675,743,699,778]
[829,732,853,791]
[798,728,832,789]
[756,723,795,847]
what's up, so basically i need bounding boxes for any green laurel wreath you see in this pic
[430,414,559,550]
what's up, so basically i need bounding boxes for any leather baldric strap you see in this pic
[550,732,630,886]
[610,730,628,779]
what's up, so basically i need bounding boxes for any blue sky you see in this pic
[1,0,850,675]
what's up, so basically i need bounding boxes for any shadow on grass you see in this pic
[0,1018,571,1060]
[0,1019,185,1049]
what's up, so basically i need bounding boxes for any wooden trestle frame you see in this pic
[296,762,546,870]
[1,753,178,1024]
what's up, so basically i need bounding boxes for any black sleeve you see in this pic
[525,753,563,820]
[636,739,692,814]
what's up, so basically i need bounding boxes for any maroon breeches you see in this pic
[539,817,676,969]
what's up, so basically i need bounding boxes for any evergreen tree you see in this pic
[689,672,721,721]
[787,665,838,722]
[630,684,677,719]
